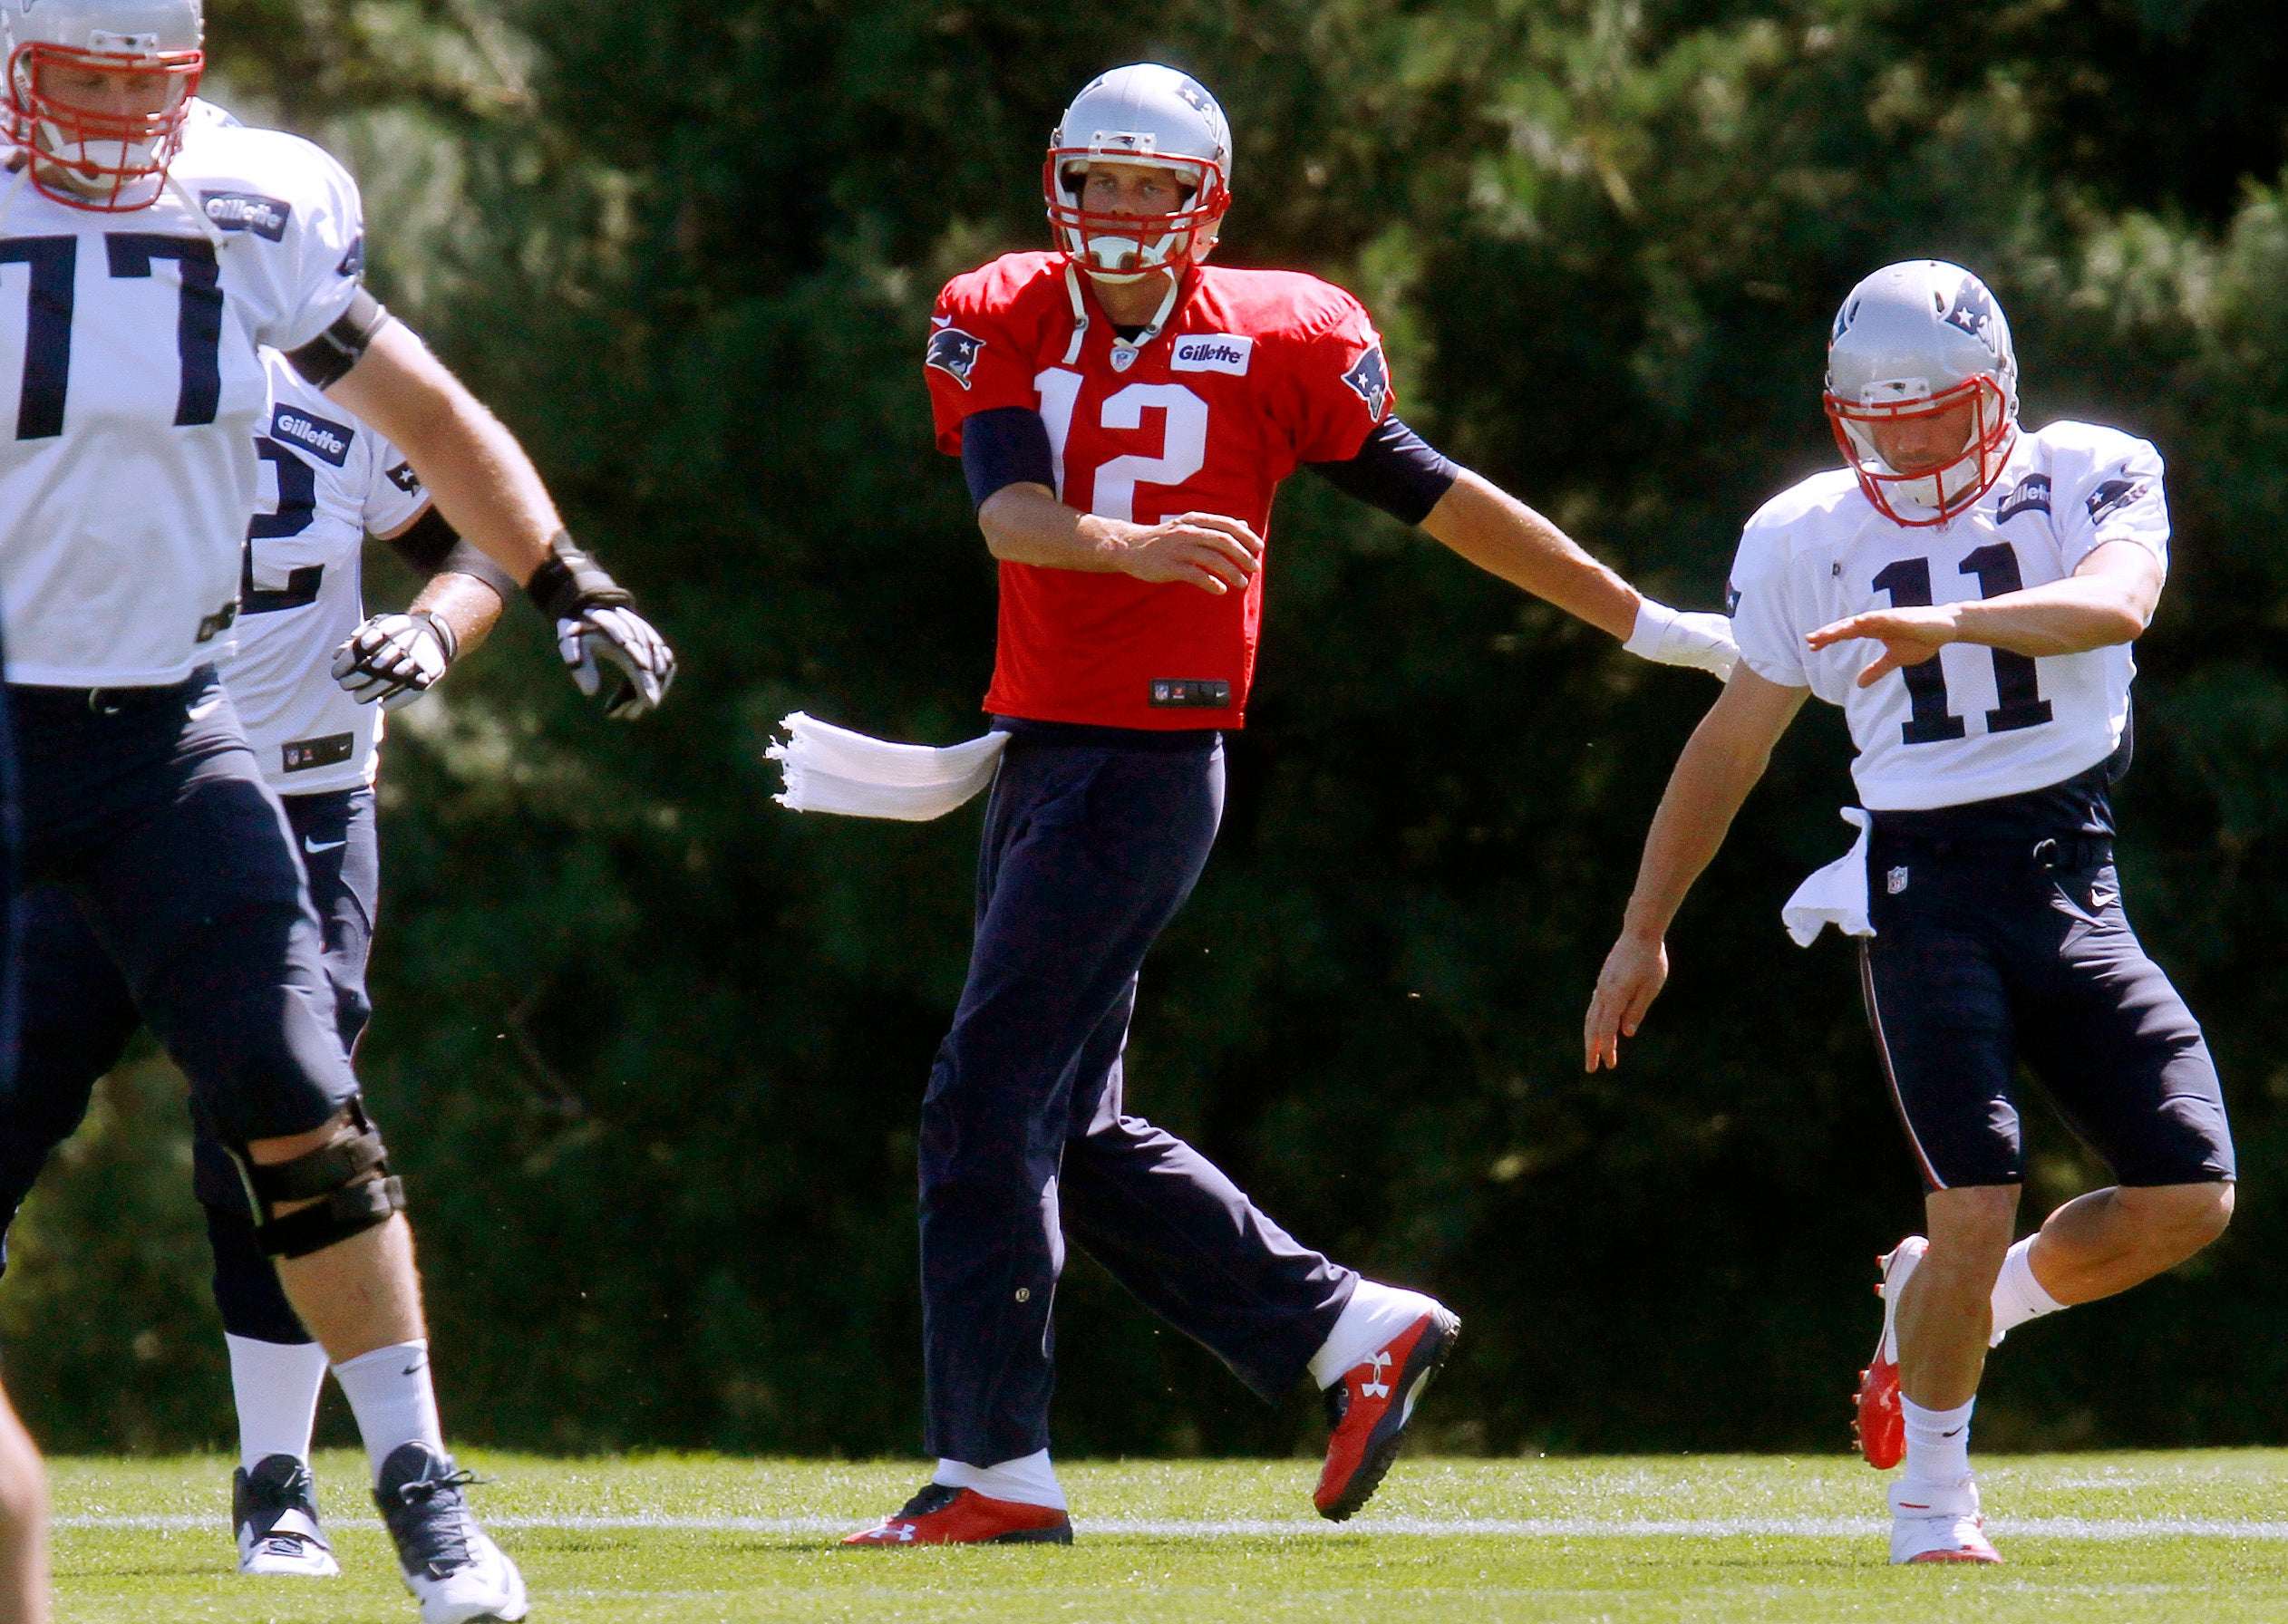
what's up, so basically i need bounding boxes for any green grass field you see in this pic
[50,1449,2288,1622]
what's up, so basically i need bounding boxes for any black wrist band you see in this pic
[524,531,633,621]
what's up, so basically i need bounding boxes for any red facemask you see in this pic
[6,43,202,211]
[1823,372,2014,527]
[1042,151,1228,283]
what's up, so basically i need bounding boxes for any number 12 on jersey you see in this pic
[1871,543,2055,745]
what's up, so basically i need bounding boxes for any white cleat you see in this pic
[233,1455,340,1578]
[1888,1474,2002,1564]
[373,1443,529,1623]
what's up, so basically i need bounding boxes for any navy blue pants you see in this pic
[0,785,376,1343]
[920,724,1354,1467]
[1,672,360,1326]
[1861,835,2235,1192]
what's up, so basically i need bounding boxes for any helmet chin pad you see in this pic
[1823,372,2014,527]
[6,41,200,210]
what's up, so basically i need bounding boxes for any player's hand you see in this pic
[559,604,677,720]
[1585,930,1668,1072]
[1806,606,1961,688]
[1112,511,1264,595]
[332,612,455,711]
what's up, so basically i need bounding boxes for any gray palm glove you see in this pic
[1624,599,1739,682]
[332,611,456,710]
[557,605,677,720]
[526,531,677,720]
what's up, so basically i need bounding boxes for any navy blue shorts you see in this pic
[7,671,358,1146]
[1860,835,2235,1192]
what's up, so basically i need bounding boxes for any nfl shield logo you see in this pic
[1887,865,1909,895]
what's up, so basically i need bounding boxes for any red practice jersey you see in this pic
[926,251,1394,730]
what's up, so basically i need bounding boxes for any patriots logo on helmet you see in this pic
[2087,476,2150,524]
[926,326,986,390]
[1942,277,2002,355]
[1173,76,1214,114]
[1342,344,1391,421]
[1830,297,1861,343]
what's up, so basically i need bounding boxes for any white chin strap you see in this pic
[1062,263,1183,372]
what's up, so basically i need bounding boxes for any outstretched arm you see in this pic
[1584,668,1809,1071]
[1420,469,1640,639]
[1806,539,2161,688]
[325,324,676,719]
[1417,468,1736,677]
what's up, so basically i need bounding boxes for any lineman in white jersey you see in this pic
[0,3,674,1619]
[0,344,513,1578]
[1584,262,2233,1565]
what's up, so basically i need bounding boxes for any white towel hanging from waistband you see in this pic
[1781,807,1876,946]
[768,711,1009,822]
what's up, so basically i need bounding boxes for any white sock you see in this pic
[933,1449,1066,1512]
[1987,1238,2065,1347]
[331,1339,445,1483]
[1308,1279,1443,1390]
[226,1334,331,1472]
[1900,1395,1975,1488]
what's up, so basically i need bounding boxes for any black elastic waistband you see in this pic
[8,668,215,716]
[1872,829,2114,871]
[991,716,1221,753]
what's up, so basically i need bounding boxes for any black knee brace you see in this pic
[233,1097,406,1259]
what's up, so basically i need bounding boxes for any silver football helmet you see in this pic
[1044,63,1232,284]
[1,0,203,210]
[1824,260,2019,526]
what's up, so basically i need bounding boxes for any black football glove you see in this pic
[332,611,457,710]
[525,533,677,720]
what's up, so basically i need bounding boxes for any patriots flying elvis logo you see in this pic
[926,326,986,390]
[1941,276,2002,356]
[2086,476,2149,525]
[1342,344,1391,421]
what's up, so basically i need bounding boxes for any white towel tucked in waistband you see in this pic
[769,711,1008,821]
[1781,807,1876,946]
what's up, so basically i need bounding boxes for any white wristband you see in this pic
[1624,597,1740,681]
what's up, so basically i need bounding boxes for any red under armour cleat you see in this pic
[1855,1235,1926,1470]
[840,1484,1073,1547]
[1314,1305,1460,1522]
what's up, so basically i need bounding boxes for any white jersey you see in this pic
[1730,420,2169,811]
[0,109,365,685]
[228,348,428,794]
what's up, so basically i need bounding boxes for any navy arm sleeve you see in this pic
[960,406,1057,511]
[379,508,519,601]
[1306,416,1460,526]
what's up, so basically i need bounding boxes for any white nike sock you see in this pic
[1987,1237,2065,1347]
[933,1449,1067,1511]
[1308,1279,1444,1390]
[1900,1395,1975,1488]
[331,1339,445,1483]
[227,1334,332,1473]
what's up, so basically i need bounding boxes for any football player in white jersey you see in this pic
[1583,262,2234,1565]
[0,2,673,1619]
[0,343,513,1579]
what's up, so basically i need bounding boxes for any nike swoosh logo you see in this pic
[401,1358,426,1378]
[302,836,347,855]
[188,697,225,720]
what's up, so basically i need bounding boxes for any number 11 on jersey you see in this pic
[1871,543,2056,746]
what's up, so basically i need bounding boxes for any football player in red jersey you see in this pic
[844,63,1739,1548]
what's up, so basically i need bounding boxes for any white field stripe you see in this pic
[50,1513,2288,1541]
